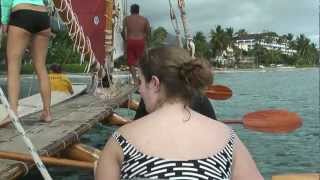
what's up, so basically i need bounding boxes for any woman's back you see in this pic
[95,47,263,180]
[118,104,231,161]
[114,104,234,179]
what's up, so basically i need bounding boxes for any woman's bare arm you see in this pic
[95,137,123,180]
[231,136,264,180]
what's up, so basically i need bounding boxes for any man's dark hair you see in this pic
[130,4,139,14]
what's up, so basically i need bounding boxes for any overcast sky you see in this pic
[127,0,318,46]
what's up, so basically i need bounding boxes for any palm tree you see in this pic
[225,27,234,47]
[253,44,266,66]
[210,25,228,58]
[294,34,318,65]
[285,33,295,49]
[235,29,248,38]
[150,27,168,48]
[287,33,294,41]
[234,29,249,67]
[295,34,310,57]
[193,31,210,59]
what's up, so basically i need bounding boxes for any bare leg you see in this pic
[30,29,51,122]
[6,26,31,115]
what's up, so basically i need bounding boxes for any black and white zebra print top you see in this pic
[112,130,236,180]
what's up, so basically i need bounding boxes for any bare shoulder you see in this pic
[197,113,232,135]
[116,116,148,136]
[143,16,149,22]
[137,15,149,23]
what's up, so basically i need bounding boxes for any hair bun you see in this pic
[179,60,212,90]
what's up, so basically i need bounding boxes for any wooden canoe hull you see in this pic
[120,99,139,111]
[63,143,100,163]
[272,173,320,180]
[102,112,131,126]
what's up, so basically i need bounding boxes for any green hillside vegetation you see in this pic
[0,26,317,74]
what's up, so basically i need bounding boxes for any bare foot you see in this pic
[40,113,52,123]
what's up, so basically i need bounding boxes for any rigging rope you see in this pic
[54,0,100,74]
[0,88,53,180]
[176,0,195,58]
[168,0,182,48]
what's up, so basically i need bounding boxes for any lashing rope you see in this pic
[54,0,100,75]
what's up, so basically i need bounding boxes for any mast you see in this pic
[168,0,183,48]
[177,0,195,58]
[104,0,114,78]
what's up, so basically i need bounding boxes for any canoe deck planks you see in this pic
[0,84,135,179]
[0,84,88,124]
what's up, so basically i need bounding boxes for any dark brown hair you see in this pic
[130,4,139,14]
[139,47,213,104]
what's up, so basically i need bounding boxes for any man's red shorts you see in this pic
[127,38,145,66]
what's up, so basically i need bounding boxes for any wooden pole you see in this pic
[272,173,320,180]
[102,112,131,126]
[120,99,139,111]
[0,151,94,169]
[64,143,101,163]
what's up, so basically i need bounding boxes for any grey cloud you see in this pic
[128,0,318,45]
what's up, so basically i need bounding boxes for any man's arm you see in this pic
[145,18,151,48]
[121,17,127,41]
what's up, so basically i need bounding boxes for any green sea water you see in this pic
[1,68,319,179]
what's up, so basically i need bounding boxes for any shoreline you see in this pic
[0,67,318,77]
[213,67,318,73]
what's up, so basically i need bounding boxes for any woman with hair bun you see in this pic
[96,47,263,180]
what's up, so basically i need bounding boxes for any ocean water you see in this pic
[0,68,319,179]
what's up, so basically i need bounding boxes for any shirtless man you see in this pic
[122,4,150,85]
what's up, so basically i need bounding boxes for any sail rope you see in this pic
[168,0,182,48]
[47,0,133,106]
[177,0,195,58]
[53,0,101,74]
[0,88,53,180]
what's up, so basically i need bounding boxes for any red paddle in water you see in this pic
[106,109,302,133]
[222,109,303,133]
[205,85,232,100]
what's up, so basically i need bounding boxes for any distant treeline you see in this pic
[0,26,318,72]
[149,26,319,67]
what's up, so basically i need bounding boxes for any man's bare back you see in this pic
[125,15,150,40]
[123,4,151,86]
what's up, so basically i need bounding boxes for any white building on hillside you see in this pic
[234,33,297,56]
